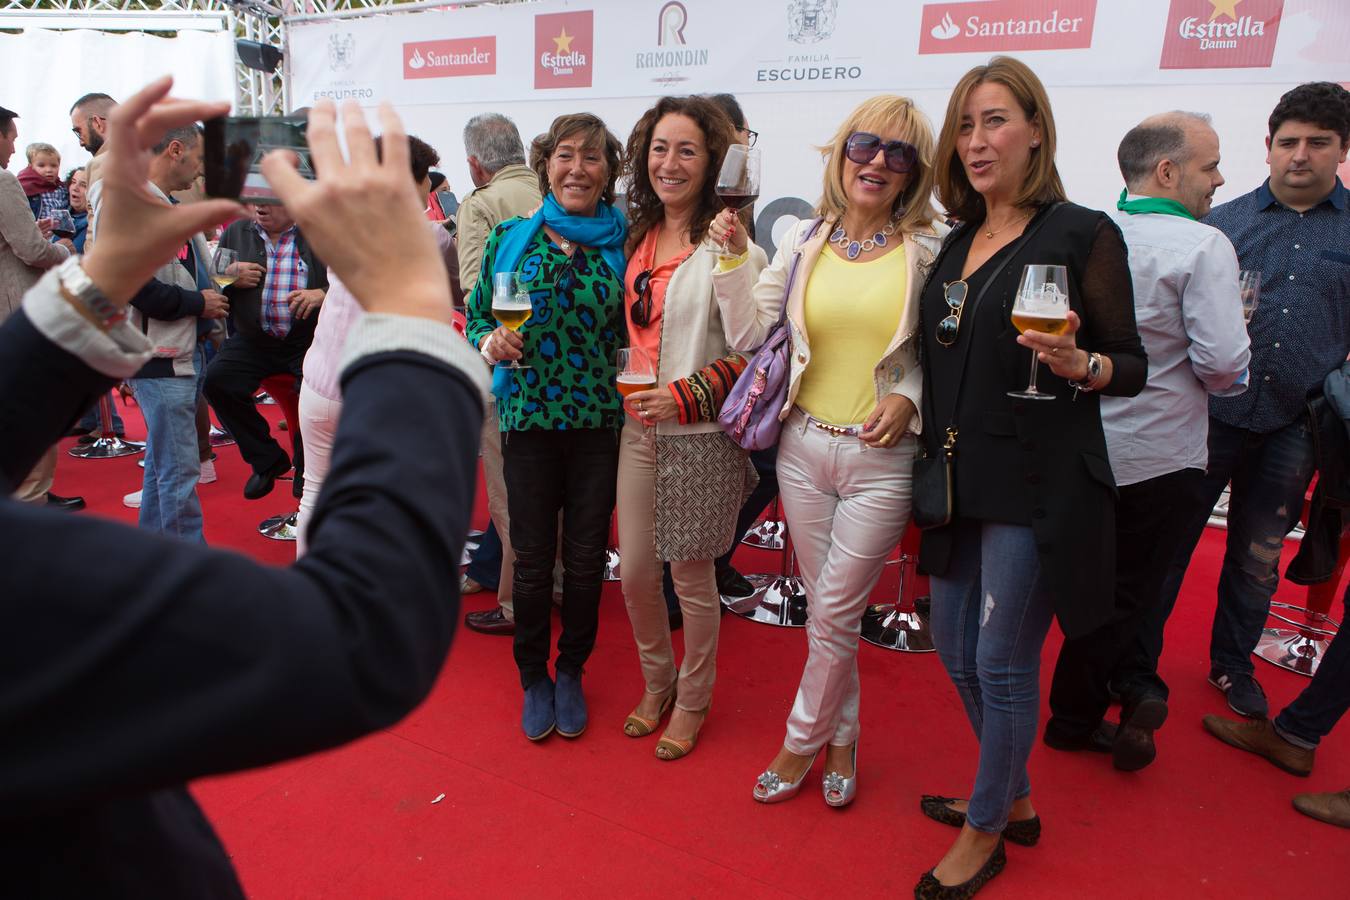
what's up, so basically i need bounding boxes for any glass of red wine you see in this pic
[711,144,760,254]
[49,209,77,241]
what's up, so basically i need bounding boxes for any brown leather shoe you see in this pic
[1292,788,1350,828]
[464,607,515,635]
[1201,715,1313,776]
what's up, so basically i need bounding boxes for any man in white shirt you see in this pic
[1044,111,1251,771]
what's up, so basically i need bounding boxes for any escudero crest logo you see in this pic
[1160,0,1284,69]
[787,0,838,44]
[535,10,594,89]
[328,33,355,72]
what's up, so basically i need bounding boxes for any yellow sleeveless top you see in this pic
[795,245,907,425]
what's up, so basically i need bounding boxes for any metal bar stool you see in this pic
[862,527,933,652]
[740,498,786,550]
[256,375,301,542]
[1257,524,1347,677]
[724,519,808,628]
[68,391,144,459]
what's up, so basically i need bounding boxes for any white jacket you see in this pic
[651,235,769,436]
[712,216,948,435]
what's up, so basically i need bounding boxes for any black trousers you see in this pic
[203,334,305,478]
[1046,467,1204,740]
[503,427,619,689]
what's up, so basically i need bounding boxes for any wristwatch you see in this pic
[55,256,124,329]
[1068,352,1103,392]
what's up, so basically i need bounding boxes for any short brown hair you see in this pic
[374,133,441,184]
[934,56,1066,223]
[622,95,737,251]
[816,95,939,236]
[530,113,623,207]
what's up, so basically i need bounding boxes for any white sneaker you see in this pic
[123,490,142,509]
[199,459,217,484]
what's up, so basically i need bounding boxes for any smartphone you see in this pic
[432,190,459,220]
[203,115,312,205]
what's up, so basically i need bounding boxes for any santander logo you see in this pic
[1159,0,1284,69]
[931,12,961,40]
[403,37,496,80]
[918,1,1098,55]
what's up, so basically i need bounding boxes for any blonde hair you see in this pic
[26,142,59,163]
[933,56,1066,223]
[817,95,939,235]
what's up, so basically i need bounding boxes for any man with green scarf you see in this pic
[1043,111,1251,771]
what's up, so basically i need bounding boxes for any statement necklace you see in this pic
[830,213,900,260]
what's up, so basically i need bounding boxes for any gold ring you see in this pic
[879,434,892,446]
[636,400,643,410]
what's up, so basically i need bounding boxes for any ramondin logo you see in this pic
[658,1,687,46]
[328,33,355,71]
[787,0,838,44]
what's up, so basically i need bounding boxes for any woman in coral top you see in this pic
[616,95,767,760]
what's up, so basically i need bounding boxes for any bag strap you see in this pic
[930,202,1065,445]
[774,217,825,327]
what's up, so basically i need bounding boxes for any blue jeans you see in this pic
[1153,415,1316,678]
[465,520,502,591]
[133,357,204,542]
[930,520,1056,833]
[1275,588,1350,749]
[77,399,125,434]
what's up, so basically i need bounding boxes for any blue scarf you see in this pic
[489,193,628,399]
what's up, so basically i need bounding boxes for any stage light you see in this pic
[236,40,284,73]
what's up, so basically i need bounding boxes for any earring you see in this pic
[1031,141,1040,148]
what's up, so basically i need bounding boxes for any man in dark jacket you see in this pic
[1,79,485,896]
[206,202,327,499]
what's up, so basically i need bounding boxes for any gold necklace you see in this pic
[983,211,1029,240]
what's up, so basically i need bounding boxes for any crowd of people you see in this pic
[1,55,1347,898]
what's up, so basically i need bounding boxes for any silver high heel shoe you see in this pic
[822,742,858,808]
[753,751,819,804]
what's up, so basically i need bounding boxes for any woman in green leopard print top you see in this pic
[465,112,627,743]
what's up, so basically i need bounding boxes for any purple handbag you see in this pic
[718,218,823,451]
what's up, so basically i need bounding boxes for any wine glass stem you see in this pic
[1026,354,1041,394]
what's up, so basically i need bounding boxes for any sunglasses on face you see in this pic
[936,280,968,348]
[844,132,918,174]
[631,269,653,328]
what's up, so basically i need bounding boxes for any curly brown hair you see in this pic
[622,96,737,252]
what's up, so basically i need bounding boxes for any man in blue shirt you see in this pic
[1154,82,1350,719]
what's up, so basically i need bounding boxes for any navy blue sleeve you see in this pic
[128,278,206,320]
[0,347,482,820]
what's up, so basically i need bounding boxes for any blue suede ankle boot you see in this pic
[522,676,556,741]
[555,670,587,738]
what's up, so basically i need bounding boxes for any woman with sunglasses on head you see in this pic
[913,57,1145,898]
[465,113,627,743]
[614,96,768,760]
[709,95,947,807]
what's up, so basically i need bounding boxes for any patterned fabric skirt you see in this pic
[654,431,757,561]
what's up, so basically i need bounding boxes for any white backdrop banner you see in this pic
[286,0,1349,253]
[1,27,235,176]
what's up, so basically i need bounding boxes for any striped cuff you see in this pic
[340,313,491,406]
[670,355,749,424]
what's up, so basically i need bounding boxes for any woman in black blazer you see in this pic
[913,57,1146,898]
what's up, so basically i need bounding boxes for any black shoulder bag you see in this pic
[912,204,1063,529]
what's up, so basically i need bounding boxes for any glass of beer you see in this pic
[616,347,657,442]
[1238,269,1261,323]
[1008,263,1070,401]
[492,271,533,370]
[210,247,239,289]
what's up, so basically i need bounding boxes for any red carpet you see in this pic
[51,397,1350,898]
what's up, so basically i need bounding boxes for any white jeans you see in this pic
[777,407,915,754]
[296,383,342,558]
